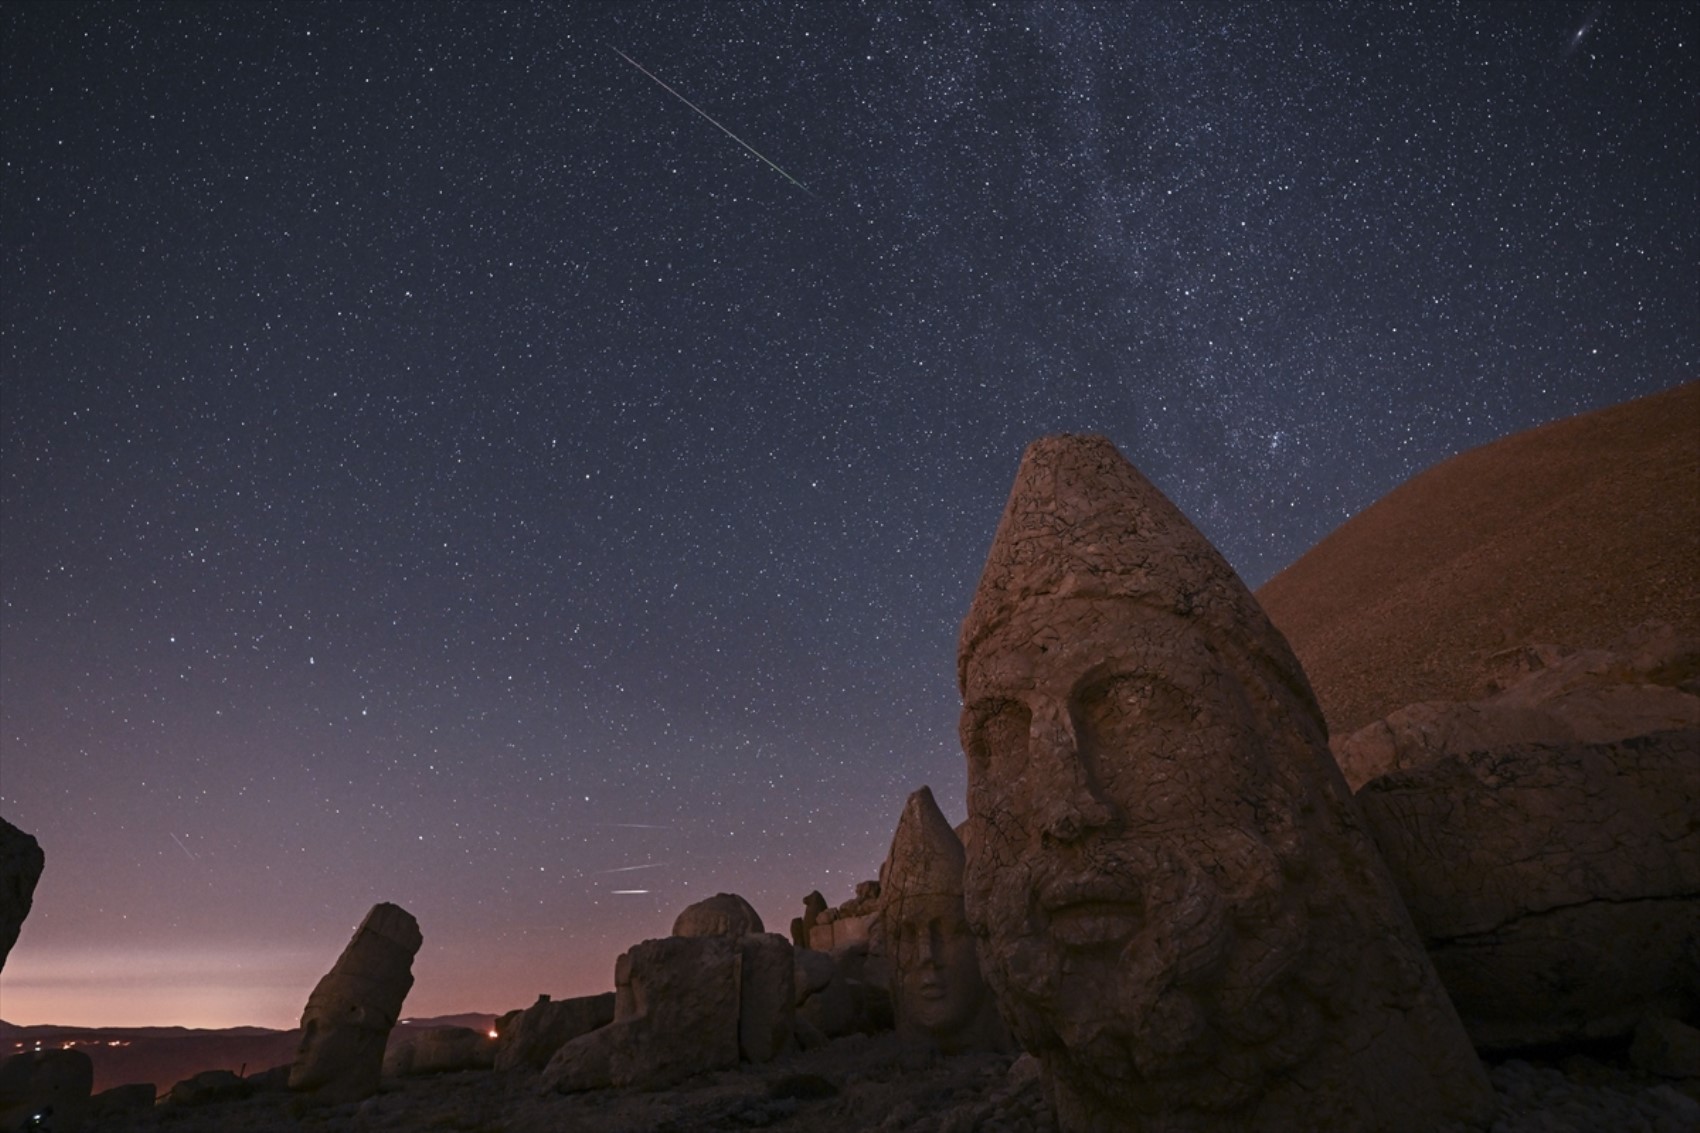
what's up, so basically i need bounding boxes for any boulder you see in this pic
[493,992,616,1072]
[792,944,891,1039]
[672,892,764,938]
[1357,729,1700,1050]
[542,934,741,1093]
[245,1064,291,1093]
[0,1049,93,1132]
[1333,622,1700,790]
[167,1069,251,1106]
[287,902,422,1105]
[383,1025,493,1077]
[0,815,45,974]
[91,1082,157,1115]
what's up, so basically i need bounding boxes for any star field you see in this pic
[2,1,1694,1027]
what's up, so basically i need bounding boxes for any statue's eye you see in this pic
[1077,673,1185,732]
[966,699,1029,772]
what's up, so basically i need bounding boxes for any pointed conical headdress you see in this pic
[957,435,1321,727]
[881,786,965,910]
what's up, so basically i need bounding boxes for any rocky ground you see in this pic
[79,1033,1699,1133]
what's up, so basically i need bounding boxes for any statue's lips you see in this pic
[1040,879,1143,948]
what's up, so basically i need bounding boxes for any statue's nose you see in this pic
[1031,709,1116,846]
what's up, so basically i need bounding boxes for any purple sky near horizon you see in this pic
[3,1,1695,1029]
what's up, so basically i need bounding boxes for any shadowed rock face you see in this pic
[288,903,422,1106]
[1358,729,1700,1051]
[878,786,1008,1054]
[0,816,44,974]
[957,436,1494,1132]
[544,934,743,1093]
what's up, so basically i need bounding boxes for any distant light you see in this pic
[487,1030,499,1039]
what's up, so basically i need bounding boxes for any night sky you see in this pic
[2,1,1694,1029]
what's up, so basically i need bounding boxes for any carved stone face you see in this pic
[889,893,987,1040]
[960,597,1316,1114]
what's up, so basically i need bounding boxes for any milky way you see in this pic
[2,1,1694,1027]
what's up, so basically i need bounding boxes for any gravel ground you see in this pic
[72,1035,1700,1133]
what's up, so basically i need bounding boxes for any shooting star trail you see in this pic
[595,861,671,874]
[169,832,197,862]
[611,890,651,895]
[610,46,816,198]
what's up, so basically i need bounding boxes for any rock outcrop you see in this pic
[1333,621,1700,789]
[1357,729,1700,1050]
[288,902,422,1106]
[799,882,882,953]
[877,786,1008,1053]
[0,816,45,974]
[493,992,616,1072]
[957,435,1494,1131]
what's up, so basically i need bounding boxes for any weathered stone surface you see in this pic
[1333,624,1700,790]
[542,934,741,1093]
[794,947,836,1002]
[672,892,764,938]
[957,435,1494,1132]
[1631,1017,1700,1079]
[288,902,422,1106]
[793,944,891,1039]
[493,992,616,1072]
[739,933,796,1063]
[0,1049,94,1132]
[245,1064,291,1093]
[0,815,45,974]
[1357,730,1700,1050]
[878,786,1009,1053]
[382,1025,493,1077]
[807,912,875,952]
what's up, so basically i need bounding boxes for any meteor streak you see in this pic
[596,861,671,874]
[610,46,815,198]
[169,832,197,862]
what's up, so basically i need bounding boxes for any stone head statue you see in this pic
[957,436,1492,1131]
[878,786,1009,1053]
[289,902,422,1104]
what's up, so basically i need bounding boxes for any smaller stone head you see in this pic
[879,786,1008,1052]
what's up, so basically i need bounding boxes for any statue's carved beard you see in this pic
[970,828,1322,1116]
